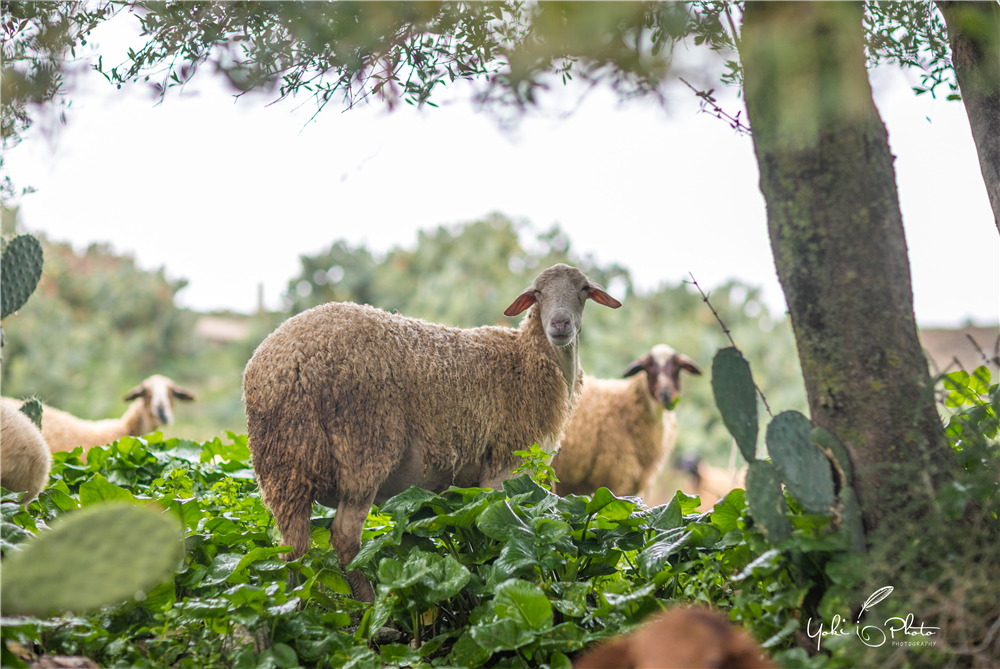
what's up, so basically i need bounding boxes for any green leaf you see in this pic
[379,643,422,666]
[377,552,432,592]
[761,618,799,648]
[584,487,636,521]
[637,528,691,579]
[476,500,532,541]
[493,578,553,632]
[470,619,536,652]
[710,488,746,534]
[202,553,243,586]
[551,582,590,617]
[537,623,588,653]
[448,630,493,666]
[732,548,783,582]
[418,554,470,603]
[380,486,441,519]
[969,366,991,395]
[644,498,682,531]
[78,473,137,506]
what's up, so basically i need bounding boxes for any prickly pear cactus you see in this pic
[811,426,853,488]
[838,486,867,554]
[0,503,183,617]
[1,233,44,319]
[18,397,43,430]
[766,411,836,514]
[745,460,791,543]
[711,347,759,463]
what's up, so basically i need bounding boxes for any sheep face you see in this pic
[504,263,622,347]
[624,344,702,410]
[123,375,196,430]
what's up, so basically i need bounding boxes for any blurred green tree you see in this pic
[0,229,196,421]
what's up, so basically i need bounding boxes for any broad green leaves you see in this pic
[0,428,896,669]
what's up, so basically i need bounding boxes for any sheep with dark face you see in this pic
[2,375,196,456]
[243,264,621,602]
[554,344,701,497]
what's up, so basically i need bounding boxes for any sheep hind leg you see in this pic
[331,492,377,603]
[268,488,314,563]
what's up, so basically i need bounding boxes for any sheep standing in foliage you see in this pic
[2,375,196,455]
[0,403,52,505]
[554,344,701,497]
[243,264,621,602]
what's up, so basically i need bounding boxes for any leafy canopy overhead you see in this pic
[1,1,960,151]
[95,2,959,115]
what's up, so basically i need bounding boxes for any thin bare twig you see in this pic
[966,332,1000,368]
[687,272,773,417]
[678,77,750,134]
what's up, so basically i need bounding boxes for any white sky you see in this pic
[4,12,998,327]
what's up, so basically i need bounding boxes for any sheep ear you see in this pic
[587,282,622,309]
[504,288,537,317]
[171,386,197,401]
[623,355,650,378]
[123,385,146,402]
[678,355,703,376]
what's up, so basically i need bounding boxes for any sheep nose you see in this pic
[156,406,172,425]
[549,316,573,335]
[658,388,677,407]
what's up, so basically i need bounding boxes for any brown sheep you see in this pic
[1,402,52,505]
[555,344,701,497]
[573,607,776,669]
[2,374,196,456]
[243,264,621,602]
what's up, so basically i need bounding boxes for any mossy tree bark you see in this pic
[739,2,956,534]
[934,1,1000,232]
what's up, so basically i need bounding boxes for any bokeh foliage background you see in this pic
[1,208,805,501]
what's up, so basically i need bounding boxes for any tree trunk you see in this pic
[738,2,955,534]
[935,1,1000,233]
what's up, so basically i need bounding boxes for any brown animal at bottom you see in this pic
[573,607,775,669]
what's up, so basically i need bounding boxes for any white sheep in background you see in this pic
[243,263,622,602]
[1,374,196,455]
[1,402,52,505]
[554,344,702,498]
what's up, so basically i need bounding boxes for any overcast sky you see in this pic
[4,12,998,327]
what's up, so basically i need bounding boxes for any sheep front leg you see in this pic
[332,493,377,603]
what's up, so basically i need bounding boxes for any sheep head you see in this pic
[123,375,196,429]
[624,344,702,410]
[504,263,621,347]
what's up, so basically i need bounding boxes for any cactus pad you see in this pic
[811,426,852,488]
[765,411,836,514]
[711,347,759,463]
[745,461,791,543]
[0,503,183,616]
[1,234,44,319]
[18,398,43,430]
[838,486,867,554]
